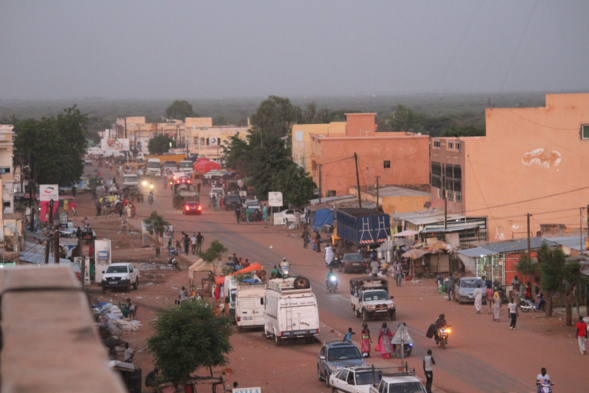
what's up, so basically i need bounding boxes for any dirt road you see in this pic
[75,164,587,393]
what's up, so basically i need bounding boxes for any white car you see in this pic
[330,366,382,393]
[280,208,303,223]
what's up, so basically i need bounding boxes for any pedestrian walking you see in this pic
[263,204,268,222]
[235,206,241,224]
[245,206,251,224]
[486,286,493,314]
[361,322,372,358]
[370,259,380,277]
[473,284,483,314]
[301,226,310,249]
[315,232,321,253]
[123,342,134,363]
[127,298,136,319]
[183,232,190,255]
[195,232,204,254]
[393,261,402,286]
[95,201,101,216]
[508,297,518,330]
[423,349,435,393]
[343,327,354,342]
[447,272,455,301]
[190,233,197,255]
[576,315,587,355]
[493,290,501,321]
[378,322,393,359]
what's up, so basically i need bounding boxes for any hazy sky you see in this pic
[1,0,588,100]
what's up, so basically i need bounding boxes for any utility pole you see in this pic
[354,153,362,208]
[443,164,447,230]
[527,213,532,257]
[124,117,127,139]
[45,199,54,264]
[376,176,380,209]
[54,223,60,264]
[580,207,585,251]
[318,164,322,204]
[586,204,589,250]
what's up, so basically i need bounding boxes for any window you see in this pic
[582,125,589,139]
[431,162,442,188]
[326,190,336,197]
[384,160,391,168]
[433,140,441,148]
[456,192,462,202]
[456,140,461,151]
[445,164,462,194]
[448,141,454,149]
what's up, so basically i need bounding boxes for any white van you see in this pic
[235,282,267,330]
[224,275,261,317]
[264,277,320,345]
[179,160,194,176]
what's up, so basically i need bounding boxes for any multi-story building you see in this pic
[292,122,346,171]
[186,118,249,161]
[431,93,589,241]
[309,113,430,197]
[0,125,15,214]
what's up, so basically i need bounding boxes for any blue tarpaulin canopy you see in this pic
[313,209,333,231]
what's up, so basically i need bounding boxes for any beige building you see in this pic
[187,123,249,160]
[292,122,346,171]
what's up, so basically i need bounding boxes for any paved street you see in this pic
[79,167,587,393]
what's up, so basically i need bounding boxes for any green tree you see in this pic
[537,244,589,324]
[388,104,426,133]
[165,100,196,121]
[147,301,233,390]
[271,162,317,207]
[148,134,176,155]
[250,96,301,137]
[143,211,169,256]
[221,134,250,177]
[440,125,485,137]
[198,240,228,272]
[14,106,87,186]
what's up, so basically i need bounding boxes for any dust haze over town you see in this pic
[1,1,588,102]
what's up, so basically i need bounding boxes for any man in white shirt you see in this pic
[324,245,334,266]
[423,349,435,393]
[536,368,550,393]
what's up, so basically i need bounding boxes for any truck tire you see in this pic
[325,370,331,387]
[362,309,368,322]
[133,278,139,290]
[274,334,282,346]
[294,276,310,289]
[317,367,322,381]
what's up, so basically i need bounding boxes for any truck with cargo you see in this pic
[350,276,396,321]
[146,153,187,164]
[264,277,320,346]
[123,173,139,193]
[178,160,194,176]
[235,282,267,330]
[146,158,161,177]
[336,208,391,251]
[172,183,199,209]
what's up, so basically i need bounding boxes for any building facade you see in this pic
[431,93,589,241]
[310,113,430,198]
[292,122,345,171]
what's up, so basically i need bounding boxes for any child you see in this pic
[343,327,355,342]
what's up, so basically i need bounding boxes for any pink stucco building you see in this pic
[309,113,430,197]
[431,93,589,240]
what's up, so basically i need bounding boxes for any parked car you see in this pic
[101,263,140,293]
[455,277,486,304]
[183,201,202,215]
[317,342,366,387]
[241,206,262,222]
[330,366,382,393]
[339,253,368,274]
[279,208,304,223]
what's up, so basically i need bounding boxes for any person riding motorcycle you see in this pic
[434,314,447,343]
[326,268,337,289]
[279,258,290,277]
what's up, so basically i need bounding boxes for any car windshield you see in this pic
[344,254,363,262]
[179,162,192,168]
[363,291,389,301]
[461,279,482,288]
[327,347,362,361]
[124,175,138,181]
[356,372,381,385]
[106,265,128,273]
[388,382,426,393]
[147,162,160,168]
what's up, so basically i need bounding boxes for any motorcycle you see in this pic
[148,193,154,205]
[538,382,554,393]
[520,296,546,313]
[436,326,451,349]
[280,264,290,278]
[329,255,341,269]
[494,286,509,304]
[327,275,338,293]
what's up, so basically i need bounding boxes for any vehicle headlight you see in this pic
[329,365,340,372]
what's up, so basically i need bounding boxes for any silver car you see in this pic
[317,342,366,388]
[455,277,486,304]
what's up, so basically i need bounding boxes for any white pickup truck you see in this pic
[368,366,426,393]
[101,263,140,293]
[350,276,396,322]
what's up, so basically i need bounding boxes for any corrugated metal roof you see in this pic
[20,252,80,273]
[458,238,559,258]
[421,223,481,234]
[392,209,465,225]
[543,236,585,251]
